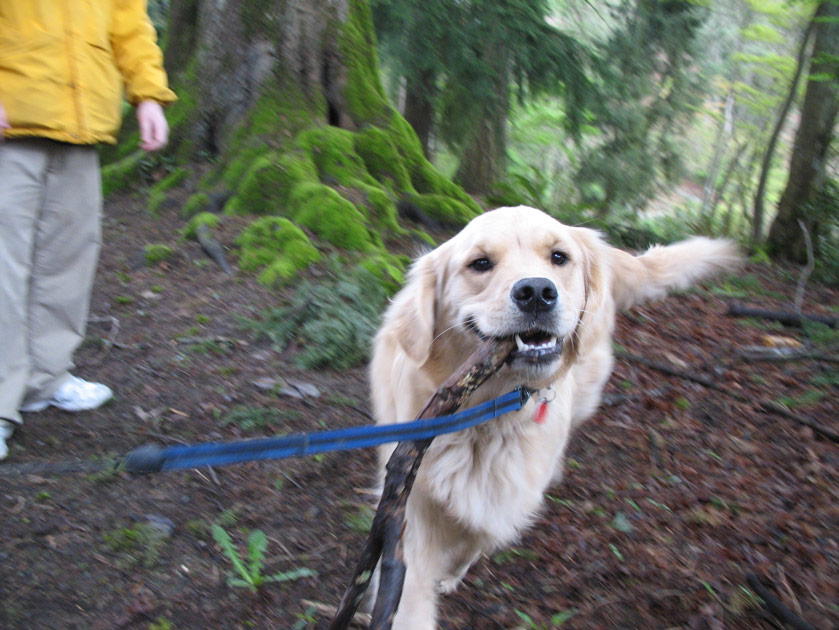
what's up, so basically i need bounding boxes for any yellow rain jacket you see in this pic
[0,1,176,145]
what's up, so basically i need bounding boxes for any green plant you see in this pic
[210,524,316,592]
[240,262,388,369]
[103,523,168,568]
[148,617,174,630]
[802,321,839,347]
[221,406,299,432]
[514,607,578,629]
[144,243,173,266]
[343,503,376,535]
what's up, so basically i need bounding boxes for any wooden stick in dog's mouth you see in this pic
[330,336,518,630]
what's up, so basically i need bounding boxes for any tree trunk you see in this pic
[455,52,510,195]
[766,0,839,262]
[752,15,816,244]
[158,0,480,278]
[403,69,436,158]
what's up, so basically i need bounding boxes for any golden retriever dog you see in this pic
[369,205,739,629]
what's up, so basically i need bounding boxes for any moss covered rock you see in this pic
[288,183,378,251]
[144,244,173,266]
[181,192,211,218]
[235,217,321,285]
[182,212,221,240]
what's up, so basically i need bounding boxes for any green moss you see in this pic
[229,151,319,215]
[385,116,481,219]
[102,151,144,197]
[235,217,321,285]
[182,212,220,240]
[144,244,173,266]
[296,127,377,187]
[147,167,189,214]
[289,183,377,251]
[354,126,413,192]
[222,146,272,190]
[408,193,477,227]
[339,0,389,124]
[354,182,402,234]
[182,192,211,218]
[359,253,408,295]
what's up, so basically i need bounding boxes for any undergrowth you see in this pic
[240,263,388,370]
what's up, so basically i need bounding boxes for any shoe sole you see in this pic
[20,395,112,413]
[19,401,50,413]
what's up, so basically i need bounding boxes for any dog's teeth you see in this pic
[515,334,526,351]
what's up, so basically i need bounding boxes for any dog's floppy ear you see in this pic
[382,250,439,365]
[569,227,609,347]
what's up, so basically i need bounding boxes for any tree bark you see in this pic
[403,69,436,158]
[751,16,816,244]
[767,0,839,262]
[454,51,510,195]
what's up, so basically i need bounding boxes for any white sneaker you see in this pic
[0,420,15,460]
[20,376,113,413]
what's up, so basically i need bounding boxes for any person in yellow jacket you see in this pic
[0,1,177,459]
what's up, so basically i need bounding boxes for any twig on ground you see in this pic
[736,346,839,363]
[728,303,837,329]
[758,401,839,443]
[615,349,718,388]
[196,223,233,275]
[746,573,816,630]
[329,338,517,630]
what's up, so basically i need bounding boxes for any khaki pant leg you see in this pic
[24,142,102,407]
[0,140,50,424]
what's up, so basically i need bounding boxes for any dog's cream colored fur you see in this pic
[369,206,739,629]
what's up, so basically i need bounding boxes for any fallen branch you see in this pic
[615,349,718,389]
[728,303,837,329]
[736,346,839,364]
[758,401,839,443]
[746,573,816,630]
[329,338,517,630]
[196,223,233,275]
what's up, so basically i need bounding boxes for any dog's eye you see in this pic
[468,257,493,273]
[551,251,569,266]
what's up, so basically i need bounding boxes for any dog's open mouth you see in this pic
[512,330,562,364]
[464,318,562,365]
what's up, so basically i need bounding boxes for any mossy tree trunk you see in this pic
[161,0,481,287]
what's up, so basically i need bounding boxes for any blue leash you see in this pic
[123,387,532,473]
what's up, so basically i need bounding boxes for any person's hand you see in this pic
[136,100,169,152]
[0,102,10,142]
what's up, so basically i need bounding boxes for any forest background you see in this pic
[121,0,839,295]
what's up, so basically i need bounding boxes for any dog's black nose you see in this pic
[511,277,558,313]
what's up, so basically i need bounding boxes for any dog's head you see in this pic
[383,206,607,387]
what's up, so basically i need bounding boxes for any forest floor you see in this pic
[1,185,837,630]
